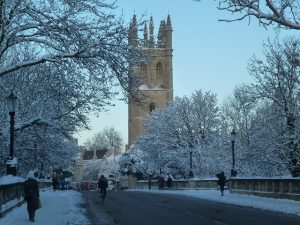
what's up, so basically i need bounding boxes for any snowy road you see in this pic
[2,189,300,225]
[81,190,300,225]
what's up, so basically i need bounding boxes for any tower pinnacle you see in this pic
[149,16,154,48]
[165,15,173,49]
[143,23,148,46]
[130,14,138,46]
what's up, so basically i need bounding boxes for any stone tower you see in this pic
[128,15,173,147]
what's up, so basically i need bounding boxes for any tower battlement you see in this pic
[128,15,172,49]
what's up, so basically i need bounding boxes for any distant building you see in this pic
[82,146,108,161]
[73,145,107,181]
[128,15,174,147]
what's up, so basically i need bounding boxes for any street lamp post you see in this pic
[231,129,237,177]
[34,142,37,168]
[6,91,17,176]
[40,161,44,179]
[189,151,193,178]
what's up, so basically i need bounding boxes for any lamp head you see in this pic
[231,129,237,142]
[6,91,17,113]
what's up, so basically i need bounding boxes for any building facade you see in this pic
[128,15,173,146]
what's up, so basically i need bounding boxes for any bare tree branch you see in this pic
[218,0,300,30]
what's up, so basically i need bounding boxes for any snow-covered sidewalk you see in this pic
[0,190,90,225]
[128,189,300,216]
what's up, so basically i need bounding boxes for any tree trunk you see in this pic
[287,114,300,176]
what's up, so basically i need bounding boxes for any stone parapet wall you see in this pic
[136,178,300,201]
[0,182,24,217]
[0,180,52,217]
[228,178,300,201]
[136,179,218,190]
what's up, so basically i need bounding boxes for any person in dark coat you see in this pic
[148,176,152,190]
[52,172,58,191]
[98,175,108,202]
[24,170,40,222]
[216,171,226,196]
[167,175,173,189]
[158,176,165,190]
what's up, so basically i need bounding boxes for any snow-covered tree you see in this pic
[221,90,288,176]
[102,127,123,150]
[245,102,288,176]
[0,1,141,86]
[85,126,123,151]
[0,63,84,175]
[99,155,121,177]
[221,85,257,147]
[190,90,221,140]
[0,0,145,176]
[82,159,101,181]
[218,0,300,30]
[216,38,300,177]
[15,126,78,176]
[245,38,300,176]
[127,90,225,178]
[118,147,150,179]
[82,155,121,181]
[220,38,300,176]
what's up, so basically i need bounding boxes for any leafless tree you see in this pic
[86,126,123,151]
[246,38,300,175]
[218,0,300,30]
[221,85,257,146]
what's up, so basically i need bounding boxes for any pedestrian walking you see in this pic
[148,176,152,190]
[60,175,66,190]
[98,175,108,202]
[158,175,165,190]
[216,171,226,196]
[167,175,173,189]
[51,172,58,191]
[24,170,40,222]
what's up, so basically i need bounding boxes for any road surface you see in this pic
[81,190,300,225]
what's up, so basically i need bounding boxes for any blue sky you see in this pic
[75,0,297,146]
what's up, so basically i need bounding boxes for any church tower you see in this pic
[128,15,173,147]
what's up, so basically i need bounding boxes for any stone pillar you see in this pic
[74,152,84,182]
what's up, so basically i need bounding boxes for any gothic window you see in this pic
[140,64,147,80]
[149,102,155,114]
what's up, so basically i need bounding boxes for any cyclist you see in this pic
[97,175,108,202]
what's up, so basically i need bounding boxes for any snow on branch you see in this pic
[0,51,82,78]
[218,0,300,30]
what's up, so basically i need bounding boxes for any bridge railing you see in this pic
[136,178,218,190]
[136,177,300,201]
[0,182,24,217]
[0,180,52,217]
[228,178,300,201]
